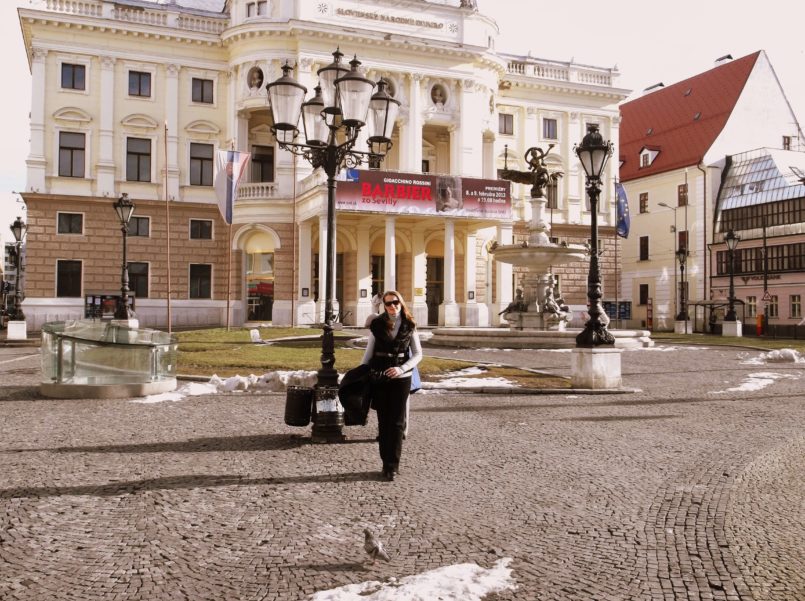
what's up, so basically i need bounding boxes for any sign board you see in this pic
[337,169,511,220]
[762,291,773,302]
[84,293,135,320]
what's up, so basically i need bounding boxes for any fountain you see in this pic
[429,145,652,349]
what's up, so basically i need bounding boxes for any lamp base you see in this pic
[673,320,692,334]
[721,320,742,338]
[6,320,28,340]
[570,347,623,389]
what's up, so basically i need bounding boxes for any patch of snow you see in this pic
[437,366,488,378]
[742,348,804,365]
[309,558,515,601]
[630,345,710,352]
[426,377,515,389]
[710,371,799,394]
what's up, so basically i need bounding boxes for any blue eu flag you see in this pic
[615,182,630,239]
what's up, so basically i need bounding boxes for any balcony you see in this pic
[237,182,279,201]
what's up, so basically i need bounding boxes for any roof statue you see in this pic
[459,0,478,9]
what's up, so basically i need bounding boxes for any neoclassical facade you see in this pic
[18,0,628,330]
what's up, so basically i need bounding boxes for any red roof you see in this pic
[619,51,760,182]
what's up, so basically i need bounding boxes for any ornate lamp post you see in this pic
[267,51,398,441]
[574,124,614,347]
[724,229,740,321]
[675,245,689,328]
[9,216,27,321]
[113,193,135,320]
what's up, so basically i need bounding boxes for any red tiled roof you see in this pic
[619,51,761,182]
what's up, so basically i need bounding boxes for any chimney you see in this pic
[642,82,664,96]
[715,54,733,66]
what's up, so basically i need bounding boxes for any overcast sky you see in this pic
[2,0,804,244]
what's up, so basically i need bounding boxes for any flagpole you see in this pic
[164,121,172,334]
[226,222,232,330]
[615,178,620,329]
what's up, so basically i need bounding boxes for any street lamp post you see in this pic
[724,229,740,321]
[9,216,27,321]
[574,124,614,347]
[658,201,678,321]
[113,193,135,320]
[267,51,398,441]
[675,246,688,326]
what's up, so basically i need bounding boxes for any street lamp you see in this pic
[9,216,27,321]
[574,124,614,347]
[267,51,398,441]
[724,229,740,321]
[113,193,135,320]
[675,246,689,328]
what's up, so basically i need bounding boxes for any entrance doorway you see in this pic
[426,256,444,325]
[244,231,276,322]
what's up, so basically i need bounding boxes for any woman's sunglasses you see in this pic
[384,300,400,307]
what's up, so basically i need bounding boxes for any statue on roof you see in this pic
[459,0,478,9]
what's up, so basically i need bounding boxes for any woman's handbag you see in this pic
[410,365,421,394]
[338,364,372,426]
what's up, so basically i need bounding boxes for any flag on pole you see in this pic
[214,150,251,225]
[615,181,631,239]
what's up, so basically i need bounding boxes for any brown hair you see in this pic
[381,290,416,329]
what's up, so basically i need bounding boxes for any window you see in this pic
[746,296,757,318]
[251,145,275,182]
[58,132,85,178]
[791,294,801,319]
[783,136,791,151]
[639,236,649,261]
[61,63,85,90]
[126,137,151,182]
[640,153,650,168]
[639,192,648,214]
[57,213,83,235]
[128,262,149,298]
[421,160,430,174]
[190,219,213,240]
[56,260,82,297]
[678,230,688,252]
[543,118,557,140]
[246,1,267,16]
[678,183,688,207]
[768,295,779,318]
[130,216,150,237]
[189,264,212,299]
[190,143,214,186]
[128,71,151,97]
[498,113,514,135]
[192,78,214,104]
[639,284,649,305]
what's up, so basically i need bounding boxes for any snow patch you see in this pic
[711,371,799,394]
[309,558,515,601]
[426,377,515,389]
[741,348,804,365]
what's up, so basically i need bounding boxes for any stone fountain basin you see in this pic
[492,244,588,269]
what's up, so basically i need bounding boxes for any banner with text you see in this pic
[337,170,511,220]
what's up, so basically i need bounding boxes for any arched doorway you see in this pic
[243,231,276,322]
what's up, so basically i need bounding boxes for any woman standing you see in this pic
[361,290,422,481]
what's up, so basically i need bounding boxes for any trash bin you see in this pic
[284,386,313,426]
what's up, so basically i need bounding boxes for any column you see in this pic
[462,231,487,326]
[492,223,513,325]
[448,125,460,176]
[353,225,373,325]
[439,219,460,326]
[294,221,315,325]
[384,216,396,291]
[399,74,423,172]
[458,79,483,176]
[26,47,47,192]
[410,228,428,325]
[165,64,180,200]
[97,56,116,196]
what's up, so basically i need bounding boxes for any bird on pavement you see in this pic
[363,528,391,563]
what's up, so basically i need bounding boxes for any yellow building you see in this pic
[18,0,627,330]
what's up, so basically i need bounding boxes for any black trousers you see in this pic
[372,375,410,471]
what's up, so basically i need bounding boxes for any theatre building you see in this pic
[17,0,627,330]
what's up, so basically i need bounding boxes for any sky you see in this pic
[1,0,804,246]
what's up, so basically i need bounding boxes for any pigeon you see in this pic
[363,528,391,563]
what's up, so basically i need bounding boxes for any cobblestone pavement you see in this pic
[0,343,803,600]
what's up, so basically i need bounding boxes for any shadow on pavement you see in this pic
[0,470,384,499]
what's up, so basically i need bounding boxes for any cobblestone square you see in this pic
[0,343,803,600]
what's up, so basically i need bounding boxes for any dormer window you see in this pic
[246,1,267,17]
[639,146,659,168]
